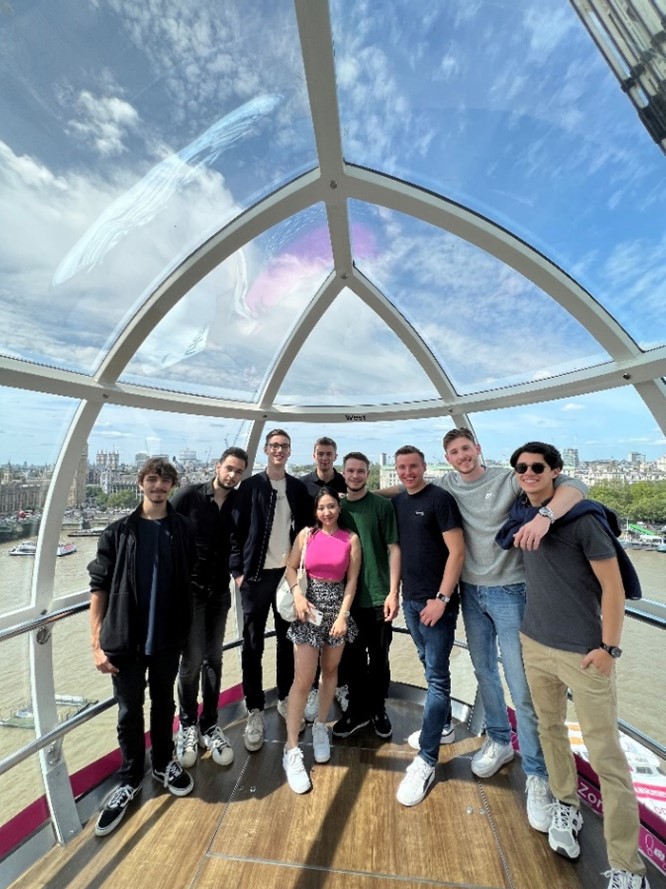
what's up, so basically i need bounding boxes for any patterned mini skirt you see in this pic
[287,576,358,649]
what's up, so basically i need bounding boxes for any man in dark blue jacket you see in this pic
[230,429,312,751]
[88,458,197,837]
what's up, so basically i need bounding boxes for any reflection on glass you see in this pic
[277,288,440,405]
[350,202,610,393]
[121,205,333,400]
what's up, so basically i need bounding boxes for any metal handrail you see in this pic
[1,600,664,781]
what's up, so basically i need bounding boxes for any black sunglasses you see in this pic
[514,462,547,474]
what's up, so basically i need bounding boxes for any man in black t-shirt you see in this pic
[392,446,464,808]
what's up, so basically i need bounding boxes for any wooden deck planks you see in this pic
[7,700,666,889]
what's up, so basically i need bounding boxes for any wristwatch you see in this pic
[538,505,556,523]
[435,593,451,604]
[599,642,622,658]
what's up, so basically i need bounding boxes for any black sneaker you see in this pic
[372,710,393,739]
[332,713,370,738]
[152,759,194,797]
[94,781,142,836]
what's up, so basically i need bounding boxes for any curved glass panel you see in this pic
[121,205,333,400]
[277,288,440,405]
[89,405,250,472]
[350,203,610,394]
[469,387,665,462]
[1,390,80,611]
[333,0,666,347]
[0,0,314,372]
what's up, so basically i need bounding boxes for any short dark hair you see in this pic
[509,441,564,471]
[443,427,477,450]
[343,451,370,468]
[138,457,178,486]
[264,428,291,446]
[394,445,425,462]
[314,436,337,451]
[219,446,248,466]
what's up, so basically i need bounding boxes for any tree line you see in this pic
[589,480,666,525]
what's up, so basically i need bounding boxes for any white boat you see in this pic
[8,542,78,557]
[56,542,77,557]
[8,542,36,556]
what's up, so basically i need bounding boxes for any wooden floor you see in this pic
[10,698,666,889]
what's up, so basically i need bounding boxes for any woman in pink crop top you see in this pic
[282,487,361,794]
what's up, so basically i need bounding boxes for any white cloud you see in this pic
[67,91,140,156]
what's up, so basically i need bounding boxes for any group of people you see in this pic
[88,428,649,889]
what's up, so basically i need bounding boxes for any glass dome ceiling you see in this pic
[1,0,665,475]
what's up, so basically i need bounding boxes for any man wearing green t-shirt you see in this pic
[332,452,401,739]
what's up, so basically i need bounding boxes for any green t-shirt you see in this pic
[340,492,399,608]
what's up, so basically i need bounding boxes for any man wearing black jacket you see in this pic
[88,458,197,837]
[230,429,312,751]
[173,446,248,771]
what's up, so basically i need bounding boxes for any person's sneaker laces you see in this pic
[152,759,194,797]
[603,869,651,889]
[312,720,331,763]
[199,725,234,766]
[548,801,583,860]
[283,746,311,793]
[304,688,319,722]
[332,712,370,738]
[244,709,265,752]
[396,755,435,807]
[94,782,142,836]
[335,684,350,713]
[471,736,514,778]
[525,775,553,832]
[372,710,393,739]
[407,723,454,750]
[176,724,199,768]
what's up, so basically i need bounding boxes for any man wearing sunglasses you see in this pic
[503,442,648,889]
[230,429,312,752]
[440,427,586,833]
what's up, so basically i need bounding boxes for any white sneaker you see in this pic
[312,720,331,763]
[199,725,234,766]
[176,724,199,768]
[548,801,583,860]
[471,736,514,778]
[283,746,311,794]
[335,684,349,713]
[244,709,265,752]
[304,688,319,722]
[603,869,651,889]
[525,775,553,832]
[407,723,455,750]
[276,697,306,733]
[396,756,435,807]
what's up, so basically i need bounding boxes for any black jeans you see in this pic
[111,648,180,785]
[346,605,393,720]
[240,568,294,711]
[178,585,231,733]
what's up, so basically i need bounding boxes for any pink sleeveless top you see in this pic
[304,528,352,581]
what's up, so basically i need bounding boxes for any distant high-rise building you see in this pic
[627,451,645,464]
[134,451,150,467]
[378,453,388,466]
[179,448,197,463]
[562,448,579,468]
[68,444,89,507]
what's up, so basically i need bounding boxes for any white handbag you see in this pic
[276,530,309,622]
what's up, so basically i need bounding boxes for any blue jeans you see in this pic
[461,582,546,779]
[178,584,231,733]
[403,598,458,767]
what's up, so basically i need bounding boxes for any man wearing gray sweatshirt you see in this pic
[439,427,586,833]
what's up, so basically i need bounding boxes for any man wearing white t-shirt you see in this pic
[230,429,311,752]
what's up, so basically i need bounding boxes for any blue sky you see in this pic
[0,0,664,468]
